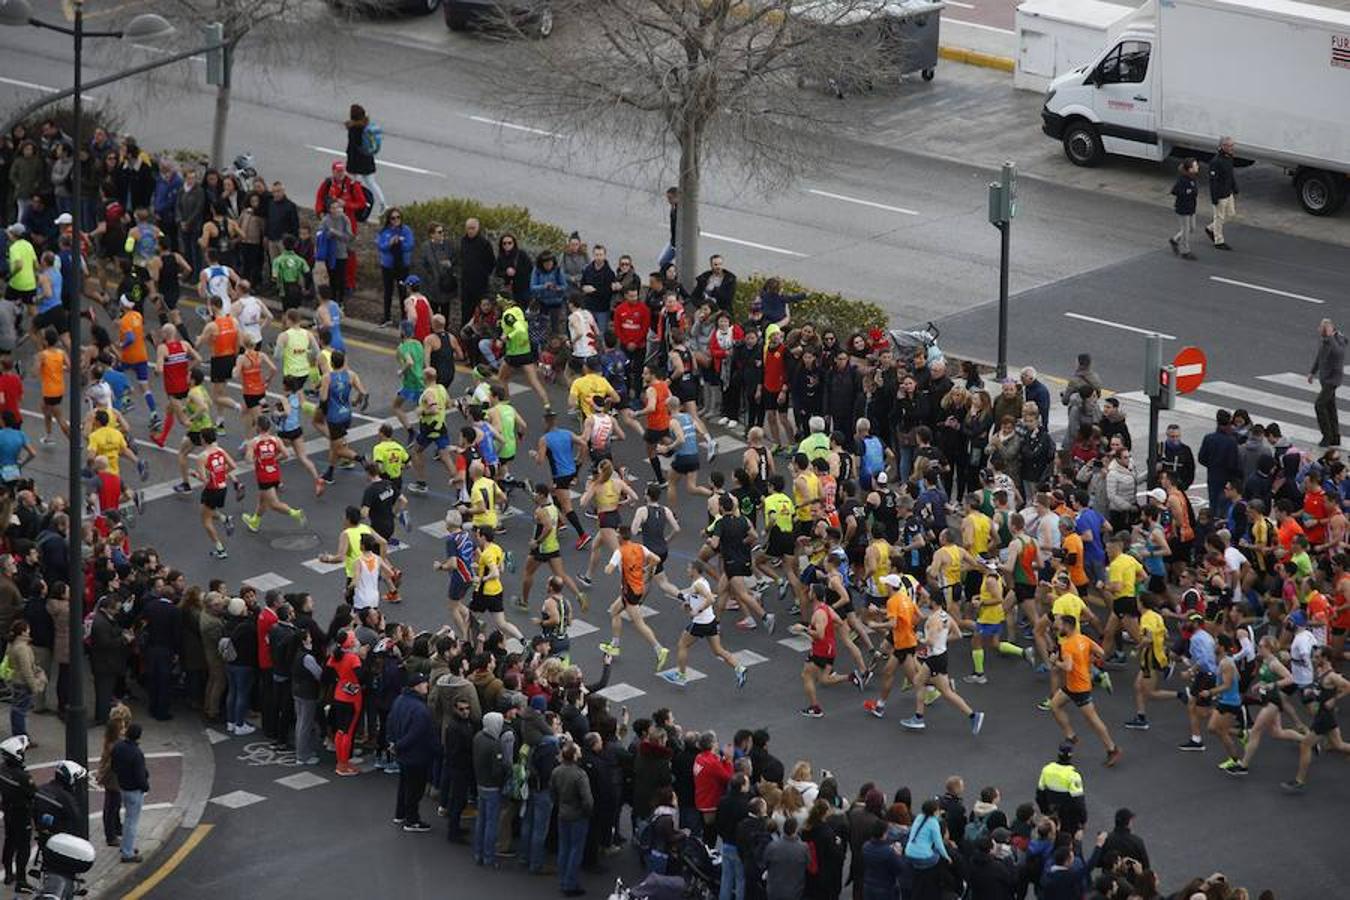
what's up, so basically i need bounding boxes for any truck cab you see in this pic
[1040,19,1164,166]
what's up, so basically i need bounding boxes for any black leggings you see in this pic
[382,264,407,322]
[327,264,346,305]
[2,812,30,883]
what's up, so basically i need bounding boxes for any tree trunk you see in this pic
[675,126,702,291]
[211,83,231,170]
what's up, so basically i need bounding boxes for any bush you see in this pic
[397,197,569,256]
[732,274,887,335]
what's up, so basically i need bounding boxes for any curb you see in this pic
[938,45,1015,72]
[86,722,217,899]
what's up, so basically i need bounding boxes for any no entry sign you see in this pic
[1173,346,1207,394]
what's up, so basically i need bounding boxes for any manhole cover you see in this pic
[271,533,320,552]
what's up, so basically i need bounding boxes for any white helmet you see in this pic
[0,735,28,765]
[53,761,88,789]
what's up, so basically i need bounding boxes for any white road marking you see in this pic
[0,75,100,99]
[132,43,204,62]
[305,145,445,178]
[1062,312,1175,340]
[942,1,976,9]
[806,188,919,216]
[1257,374,1350,413]
[1209,276,1325,305]
[1194,380,1323,421]
[465,115,557,138]
[699,232,807,258]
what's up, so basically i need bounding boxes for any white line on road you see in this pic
[305,146,445,178]
[943,1,976,8]
[699,231,807,258]
[806,188,919,216]
[1257,373,1350,410]
[1209,276,1325,305]
[132,43,205,63]
[1195,380,1324,420]
[1117,390,1335,448]
[1062,313,1175,340]
[465,115,557,138]
[0,75,99,100]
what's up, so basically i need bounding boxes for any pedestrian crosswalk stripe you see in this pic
[777,635,812,652]
[301,557,344,575]
[1194,381,1323,422]
[243,572,292,592]
[1117,392,1334,448]
[275,772,328,790]
[594,682,646,702]
[209,789,267,809]
[658,667,707,683]
[733,650,770,667]
[566,619,599,638]
[1256,374,1350,412]
[419,520,449,539]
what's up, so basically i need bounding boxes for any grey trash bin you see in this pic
[792,0,946,96]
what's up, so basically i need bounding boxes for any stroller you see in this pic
[677,837,722,900]
[889,320,944,366]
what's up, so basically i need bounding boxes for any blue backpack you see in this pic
[362,123,383,156]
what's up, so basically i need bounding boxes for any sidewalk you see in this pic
[11,680,215,899]
[839,60,1350,248]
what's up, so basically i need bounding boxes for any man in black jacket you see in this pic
[442,696,475,843]
[264,181,301,271]
[141,588,182,721]
[717,774,753,899]
[749,729,784,786]
[693,254,737,314]
[90,595,129,725]
[267,604,299,751]
[111,724,150,862]
[735,797,772,900]
[966,832,1018,900]
[1099,808,1149,870]
[1156,423,1196,490]
[1205,136,1238,250]
[824,351,860,446]
[580,245,617,336]
[458,218,496,328]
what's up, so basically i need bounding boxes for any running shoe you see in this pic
[1177,738,1206,752]
[234,481,246,503]
[970,711,985,735]
[849,671,864,692]
[962,674,988,685]
[654,646,669,672]
[763,613,777,635]
[1280,780,1305,794]
[512,596,528,611]
[210,546,229,560]
[173,481,193,494]
[900,715,926,731]
[149,412,163,432]
[242,513,261,533]
[787,603,801,617]
[320,469,336,485]
[1034,662,1050,675]
[660,670,687,687]
[223,514,235,537]
[577,573,593,587]
[1022,647,1037,668]
[1123,715,1150,731]
[136,458,150,482]
[863,700,885,719]
[1176,686,1191,704]
[1217,758,1238,771]
[403,822,432,833]
[575,533,592,551]
[505,550,516,574]
[1036,699,1052,712]
[735,666,748,689]
[735,616,757,631]
[777,581,789,602]
[800,706,824,719]
[706,437,717,464]
[408,481,429,495]
[598,642,621,657]
[289,508,307,527]
[578,591,590,613]
[1224,762,1249,776]
[923,686,941,705]
[133,491,143,515]
[861,669,875,688]
[1098,672,1114,695]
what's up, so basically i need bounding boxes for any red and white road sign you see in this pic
[1173,346,1207,394]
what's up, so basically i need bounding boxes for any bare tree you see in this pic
[513,0,908,273]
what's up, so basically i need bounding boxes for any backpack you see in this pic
[963,810,993,847]
[217,635,238,663]
[361,123,383,156]
[0,652,13,683]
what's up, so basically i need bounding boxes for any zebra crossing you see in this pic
[1118,364,1350,450]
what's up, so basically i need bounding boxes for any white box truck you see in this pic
[1039,0,1350,215]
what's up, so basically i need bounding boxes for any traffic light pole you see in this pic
[1147,392,1160,489]
[996,220,1010,382]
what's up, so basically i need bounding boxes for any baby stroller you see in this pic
[677,837,722,900]
[890,321,944,366]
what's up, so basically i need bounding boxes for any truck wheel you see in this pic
[1295,168,1346,216]
[1062,121,1104,167]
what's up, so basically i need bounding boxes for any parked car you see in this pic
[445,0,553,38]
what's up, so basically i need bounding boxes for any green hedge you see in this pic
[732,274,888,334]
[397,197,569,254]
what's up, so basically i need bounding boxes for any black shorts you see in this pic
[1147,574,1167,596]
[34,306,67,334]
[531,548,560,562]
[168,389,189,401]
[1191,670,1217,707]
[588,447,612,467]
[1312,707,1338,736]
[470,590,504,614]
[808,654,835,670]
[506,349,536,367]
[767,529,796,558]
[672,380,698,404]
[644,427,671,446]
[42,394,63,407]
[188,430,206,447]
[672,454,699,474]
[328,419,350,440]
[687,621,719,639]
[257,479,281,493]
[244,393,265,409]
[210,354,236,383]
[200,487,227,509]
[598,510,622,530]
[762,388,782,412]
[963,570,983,603]
[1065,689,1093,708]
[283,375,307,393]
[724,560,752,578]
[893,645,917,663]
[622,583,645,606]
[1013,583,1037,603]
[552,474,575,491]
[280,427,303,442]
[1216,702,1243,718]
[1112,596,1140,618]
[1139,650,1160,677]
[653,551,668,575]
[923,652,949,677]
[940,584,964,607]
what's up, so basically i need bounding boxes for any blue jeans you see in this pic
[473,786,502,865]
[225,664,253,728]
[658,243,676,270]
[558,817,589,891]
[898,445,915,484]
[8,686,30,736]
[121,789,145,859]
[720,844,745,900]
[522,789,554,872]
[592,310,610,339]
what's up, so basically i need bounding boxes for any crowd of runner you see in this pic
[1,121,1344,900]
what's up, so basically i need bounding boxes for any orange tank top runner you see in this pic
[213,315,239,357]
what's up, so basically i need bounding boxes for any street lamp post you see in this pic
[0,0,173,836]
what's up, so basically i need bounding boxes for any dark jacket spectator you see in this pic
[765,822,809,900]
[387,685,437,768]
[1100,811,1149,869]
[750,732,785,786]
[111,729,149,793]
[861,833,907,900]
[580,258,616,317]
[693,264,738,313]
[264,189,300,243]
[472,712,509,789]
[458,225,496,309]
[966,840,1017,900]
[1198,419,1242,501]
[89,605,128,676]
[632,737,674,819]
[1208,152,1237,204]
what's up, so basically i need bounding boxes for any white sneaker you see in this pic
[234,723,256,736]
[226,722,238,735]
[717,417,729,426]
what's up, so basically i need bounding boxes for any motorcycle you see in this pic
[33,833,95,900]
[222,152,258,185]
